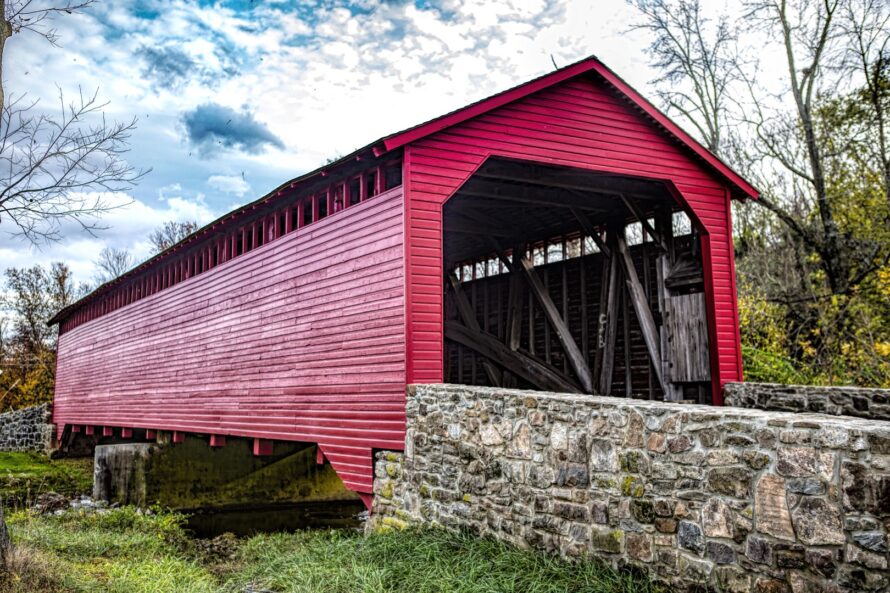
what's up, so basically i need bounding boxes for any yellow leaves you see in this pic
[877,342,890,359]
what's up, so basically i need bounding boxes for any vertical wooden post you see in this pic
[598,232,621,396]
[655,209,682,401]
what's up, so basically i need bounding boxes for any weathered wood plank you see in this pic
[598,245,621,395]
[447,273,502,387]
[444,321,581,393]
[519,256,594,393]
[666,292,710,382]
[615,234,669,396]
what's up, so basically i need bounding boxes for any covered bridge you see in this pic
[50,56,758,502]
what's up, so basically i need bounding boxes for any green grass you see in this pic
[1,507,660,593]
[0,453,93,508]
[229,528,660,593]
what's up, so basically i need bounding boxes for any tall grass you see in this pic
[227,528,660,593]
[2,507,660,593]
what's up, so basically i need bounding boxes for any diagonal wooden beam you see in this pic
[501,248,524,388]
[447,273,502,387]
[569,207,610,256]
[518,256,594,393]
[615,234,670,395]
[486,239,593,393]
[619,194,668,252]
[444,321,581,393]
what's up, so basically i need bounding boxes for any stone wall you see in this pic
[725,382,890,422]
[370,384,890,593]
[0,404,54,452]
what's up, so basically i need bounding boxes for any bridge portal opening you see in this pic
[442,158,713,403]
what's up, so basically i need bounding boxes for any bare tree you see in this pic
[148,220,199,253]
[93,246,133,284]
[628,0,742,153]
[1,89,145,243]
[1,1,95,113]
[843,0,890,204]
[629,0,881,295]
[742,0,854,294]
[0,1,147,244]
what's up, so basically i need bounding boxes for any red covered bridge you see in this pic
[50,56,757,501]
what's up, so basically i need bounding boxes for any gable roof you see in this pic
[374,55,758,201]
[50,54,756,327]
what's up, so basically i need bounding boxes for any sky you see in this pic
[2,0,681,285]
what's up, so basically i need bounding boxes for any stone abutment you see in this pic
[370,384,890,593]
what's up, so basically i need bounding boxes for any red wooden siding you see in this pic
[403,73,743,395]
[53,187,406,493]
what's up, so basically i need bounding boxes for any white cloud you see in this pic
[207,174,251,197]
[2,0,789,291]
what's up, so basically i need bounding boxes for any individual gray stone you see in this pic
[792,497,845,545]
[776,447,833,480]
[707,467,752,498]
[745,535,772,565]
[852,531,887,553]
[706,541,735,564]
[845,544,888,570]
[786,477,825,495]
[678,521,703,553]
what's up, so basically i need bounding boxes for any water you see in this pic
[184,500,367,538]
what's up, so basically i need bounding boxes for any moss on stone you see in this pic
[595,477,617,489]
[621,475,645,498]
[380,481,394,499]
[382,516,409,530]
[620,451,647,473]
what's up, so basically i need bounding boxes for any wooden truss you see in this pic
[445,191,708,401]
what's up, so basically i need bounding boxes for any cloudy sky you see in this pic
[2,0,690,285]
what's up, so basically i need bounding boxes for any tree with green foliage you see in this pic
[0,263,87,411]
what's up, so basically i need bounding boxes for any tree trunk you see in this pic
[0,499,10,573]
[0,0,10,116]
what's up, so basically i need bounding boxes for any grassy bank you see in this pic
[0,453,92,508]
[1,507,661,593]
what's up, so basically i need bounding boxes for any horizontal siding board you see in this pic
[54,189,406,493]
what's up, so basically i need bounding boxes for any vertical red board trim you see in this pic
[726,187,744,384]
[403,149,413,384]
[146,429,157,440]
[172,431,185,444]
[121,428,133,438]
[253,438,273,456]
[210,435,226,448]
[85,426,95,436]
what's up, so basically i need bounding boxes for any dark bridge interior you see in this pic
[443,158,712,403]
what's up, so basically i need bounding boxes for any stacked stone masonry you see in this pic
[726,382,890,422]
[0,404,54,453]
[370,384,890,593]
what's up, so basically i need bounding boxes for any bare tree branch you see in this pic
[0,88,147,244]
[148,220,199,253]
[93,246,133,285]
